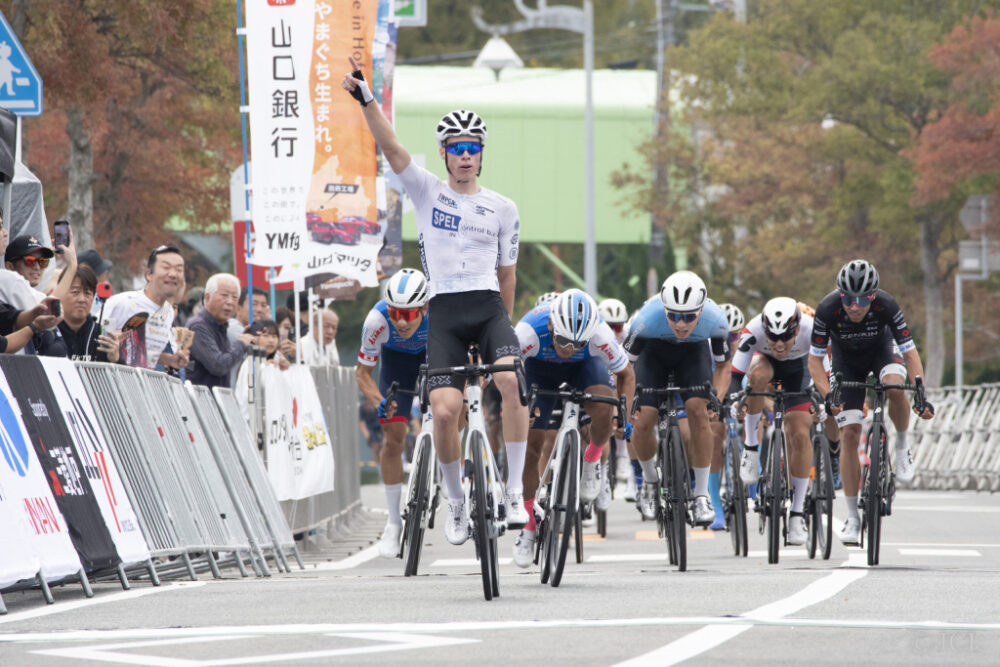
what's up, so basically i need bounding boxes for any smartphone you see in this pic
[101,318,111,337]
[48,299,61,317]
[97,282,112,300]
[53,220,70,252]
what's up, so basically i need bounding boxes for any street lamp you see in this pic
[473,35,523,81]
[472,1,597,296]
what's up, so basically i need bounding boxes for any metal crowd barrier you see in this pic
[76,363,307,581]
[907,384,1000,492]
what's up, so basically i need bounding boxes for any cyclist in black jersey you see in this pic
[807,259,934,545]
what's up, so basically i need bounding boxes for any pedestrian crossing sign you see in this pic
[0,11,42,116]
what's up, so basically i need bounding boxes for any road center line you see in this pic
[611,560,868,666]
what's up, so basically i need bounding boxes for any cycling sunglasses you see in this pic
[765,328,797,343]
[553,334,587,350]
[387,306,422,323]
[840,292,875,308]
[21,255,50,268]
[445,141,484,156]
[666,311,699,324]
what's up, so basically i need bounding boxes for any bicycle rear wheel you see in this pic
[866,424,887,566]
[403,436,431,576]
[766,430,786,565]
[668,425,689,572]
[551,431,579,587]
[470,433,495,600]
[726,438,748,557]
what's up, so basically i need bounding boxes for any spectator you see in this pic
[296,307,340,366]
[57,264,120,362]
[187,273,257,388]
[285,291,310,338]
[77,248,112,283]
[176,285,205,327]
[1,232,77,310]
[104,243,188,370]
[274,306,296,360]
[0,298,62,354]
[228,286,269,344]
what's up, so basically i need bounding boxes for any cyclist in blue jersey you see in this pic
[356,269,430,558]
[511,289,635,567]
[624,271,732,526]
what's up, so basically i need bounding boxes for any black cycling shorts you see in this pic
[755,355,811,410]
[831,330,904,412]
[378,346,426,422]
[426,290,521,391]
[634,339,712,408]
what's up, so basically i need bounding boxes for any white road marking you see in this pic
[429,557,512,567]
[0,583,207,627]
[307,545,380,571]
[897,548,981,557]
[34,632,477,666]
[883,542,1000,548]
[891,505,1000,513]
[587,554,666,563]
[611,559,868,666]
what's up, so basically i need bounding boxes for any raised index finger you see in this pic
[348,56,360,72]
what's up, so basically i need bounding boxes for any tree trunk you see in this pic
[919,214,946,388]
[65,107,95,251]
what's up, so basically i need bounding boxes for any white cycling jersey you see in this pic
[731,312,814,374]
[397,161,519,299]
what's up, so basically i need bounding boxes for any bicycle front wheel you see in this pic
[551,430,579,587]
[403,436,431,576]
[866,424,887,566]
[809,434,834,561]
[470,433,496,600]
[668,425,689,572]
[766,430,786,565]
[726,438,748,557]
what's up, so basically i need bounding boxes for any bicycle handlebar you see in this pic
[735,385,821,417]
[832,374,928,414]
[527,383,627,429]
[632,382,721,417]
[418,356,529,413]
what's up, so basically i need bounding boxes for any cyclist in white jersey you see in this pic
[343,59,530,546]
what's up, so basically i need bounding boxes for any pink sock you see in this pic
[584,441,604,463]
[525,498,536,531]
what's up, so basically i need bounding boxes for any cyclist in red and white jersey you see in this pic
[344,59,530,546]
[598,298,634,496]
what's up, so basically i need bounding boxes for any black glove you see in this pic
[349,69,373,107]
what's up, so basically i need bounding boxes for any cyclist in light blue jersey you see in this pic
[624,271,732,526]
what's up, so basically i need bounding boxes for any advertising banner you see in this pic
[261,364,335,500]
[245,0,392,286]
[40,358,150,566]
[0,368,82,583]
[0,356,120,573]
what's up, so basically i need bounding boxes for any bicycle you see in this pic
[831,375,927,566]
[420,345,528,600]
[385,381,440,576]
[737,383,819,564]
[721,394,748,557]
[806,404,834,560]
[634,377,720,572]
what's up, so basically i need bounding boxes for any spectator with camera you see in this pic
[0,297,63,354]
[187,273,258,389]
[104,243,189,370]
[57,264,120,363]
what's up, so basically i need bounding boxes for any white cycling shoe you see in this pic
[506,490,529,529]
[787,514,808,546]
[512,529,535,568]
[595,473,612,512]
[838,516,861,546]
[740,447,760,485]
[624,475,638,502]
[581,460,602,503]
[378,521,402,558]
[690,496,714,526]
[895,447,915,484]
[445,500,469,546]
[615,456,631,482]
[638,483,658,520]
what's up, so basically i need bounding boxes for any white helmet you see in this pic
[598,298,628,324]
[435,109,487,146]
[550,289,599,347]
[535,291,560,306]
[836,259,879,296]
[761,297,801,337]
[660,271,707,313]
[382,268,428,308]
[720,303,745,334]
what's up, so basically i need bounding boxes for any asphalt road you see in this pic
[2,484,999,666]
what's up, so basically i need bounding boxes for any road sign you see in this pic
[0,11,42,116]
[959,195,991,232]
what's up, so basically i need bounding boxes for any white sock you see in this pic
[615,437,629,457]
[505,440,526,494]
[895,430,909,451]
[441,459,464,504]
[384,483,402,525]
[791,476,808,514]
[745,412,762,447]
[639,457,658,484]
[845,495,859,521]
[693,466,710,498]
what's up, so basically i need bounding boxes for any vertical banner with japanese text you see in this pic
[245,0,391,288]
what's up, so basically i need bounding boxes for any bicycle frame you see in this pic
[463,380,507,538]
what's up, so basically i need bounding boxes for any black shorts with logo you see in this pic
[831,330,903,412]
[426,290,521,391]
[634,339,713,408]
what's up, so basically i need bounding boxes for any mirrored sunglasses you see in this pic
[553,334,587,350]
[21,256,50,268]
[445,141,483,156]
[840,292,875,308]
[388,306,422,323]
[666,311,699,324]
[765,329,797,343]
